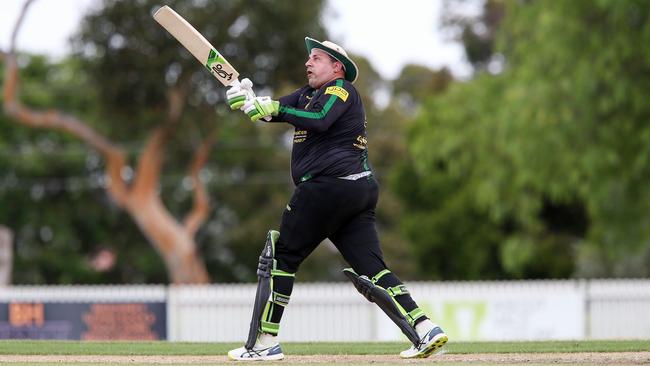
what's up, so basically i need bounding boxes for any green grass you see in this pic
[0,339,648,355]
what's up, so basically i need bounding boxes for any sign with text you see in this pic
[375,283,585,341]
[0,302,166,340]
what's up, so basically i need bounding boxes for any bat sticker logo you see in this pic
[206,49,233,81]
[211,63,233,81]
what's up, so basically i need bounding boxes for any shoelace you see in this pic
[416,330,433,350]
[242,347,270,358]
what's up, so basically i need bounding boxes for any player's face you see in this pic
[305,49,341,89]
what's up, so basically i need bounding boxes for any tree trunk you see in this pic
[0,226,13,286]
[129,197,210,283]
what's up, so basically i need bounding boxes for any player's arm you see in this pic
[246,80,353,132]
[278,87,308,108]
[227,83,304,114]
[263,86,311,123]
[275,80,352,132]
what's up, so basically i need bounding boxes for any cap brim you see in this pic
[305,37,358,84]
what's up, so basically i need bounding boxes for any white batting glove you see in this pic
[226,78,254,111]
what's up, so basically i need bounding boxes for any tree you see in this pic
[494,0,650,277]
[0,54,162,284]
[3,0,211,283]
[394,0,650,279]
[2,0,327,284]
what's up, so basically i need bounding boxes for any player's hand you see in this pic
[243,96,279,122]
[226,78,253,110]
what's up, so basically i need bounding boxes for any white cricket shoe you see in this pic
[227,334,284,361]
[399,321,448,359]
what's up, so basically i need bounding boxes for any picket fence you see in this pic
[1,279,649,341]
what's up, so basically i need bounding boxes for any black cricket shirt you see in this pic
[269,78,372,185]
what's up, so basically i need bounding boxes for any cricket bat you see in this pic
[153,5,269,119]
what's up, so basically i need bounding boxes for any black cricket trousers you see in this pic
[277,175,385,276]
[265,175,422,331]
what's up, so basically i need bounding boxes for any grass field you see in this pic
[0,340,648,365]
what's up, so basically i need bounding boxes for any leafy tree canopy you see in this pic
[394,0,650,279]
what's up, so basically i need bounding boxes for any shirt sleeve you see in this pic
[275,79,353,133]
[278,86,306,108]
[267,87,306,124]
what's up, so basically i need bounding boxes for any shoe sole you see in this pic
[419,333,448,358]
[227,353,285,361]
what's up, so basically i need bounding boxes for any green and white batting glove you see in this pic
[226,78,253,110]
[243,96,280,122]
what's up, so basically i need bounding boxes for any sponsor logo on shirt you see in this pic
[354,135,367,150]
[325,86,349,102]
[294,129,307,143]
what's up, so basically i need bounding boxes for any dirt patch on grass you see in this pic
[0,352,649,364]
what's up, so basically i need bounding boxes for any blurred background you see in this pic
[1,0,649,287]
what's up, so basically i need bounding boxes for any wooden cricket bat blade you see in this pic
[153,5,239,86]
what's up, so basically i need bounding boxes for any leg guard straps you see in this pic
[407,307,426,326]
[370,269,425,326]
[271,269,295,277]
[260,290,292,335]
[387,284,409,296]
[272,291,291,306]
[371,269,392,283]
[385,285,425,327]
[343,268,421,346]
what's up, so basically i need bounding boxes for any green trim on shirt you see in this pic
[279,80,344,119]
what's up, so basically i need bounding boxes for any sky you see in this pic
[0,0,472,80]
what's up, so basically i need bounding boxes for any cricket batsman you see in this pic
[225,37,448,361]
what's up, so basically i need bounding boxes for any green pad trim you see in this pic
[261,300,272,323]
[269,230,280,245]
[271,269,296,277]
[371,269,391,283]
[407,307,425,326]
[272,292,290,307]
[261,320,279,335]
[387,285,409,296]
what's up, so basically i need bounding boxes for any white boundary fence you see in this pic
[1,279,649,341]
[587,280,650,339]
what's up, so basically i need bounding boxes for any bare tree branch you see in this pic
[130,82,187,200]
[10,0,36,52]
[167,83,188,123]
[131,127,168,199]
[3,0,131,206]
[184,130,216,237]
[104,151,130,206]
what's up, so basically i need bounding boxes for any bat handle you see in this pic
[233,78,271,122]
